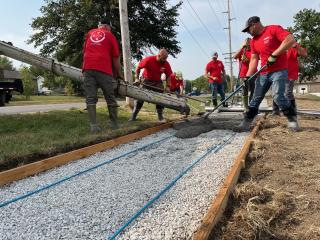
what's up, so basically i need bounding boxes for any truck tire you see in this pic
[0,92,6,106]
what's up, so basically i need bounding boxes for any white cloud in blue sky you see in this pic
[0,0,319,79]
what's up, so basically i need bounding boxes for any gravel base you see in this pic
[0,126,248,240]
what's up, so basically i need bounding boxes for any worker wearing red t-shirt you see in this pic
[170,71,184,95]
[233,38,257,112]
[205,52,226,107]
[82,17,123,133]
[272,43,307,114]
[129,49,173,122]
[235,16,299,131]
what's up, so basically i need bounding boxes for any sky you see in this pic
[0,0,320,80]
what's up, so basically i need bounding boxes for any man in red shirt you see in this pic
[205,52,226,107]
[233,38,257,112]
[236,16,299,131]
[272,43,307,114]
[170,71,184,95]
[82,17,123,133]
[129,48,173,122]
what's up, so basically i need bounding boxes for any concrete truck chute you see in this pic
[0,41,190,114]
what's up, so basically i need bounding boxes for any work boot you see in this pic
[222,100,228,108]
[233,117,254,132]
[128,101,143,121]
[291,99,297,114]
[283,105,300,131]
[287,115,300,131]
[212,99,218,107]
[87,104,101,133]
[233,107,258,132]
[156,108,167,123]
[242,96,249,112]
[271,101,280,116]
[108,105,119,130]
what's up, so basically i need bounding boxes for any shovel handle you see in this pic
[203,64,267,119]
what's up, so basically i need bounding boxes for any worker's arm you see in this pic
[246,53,259,76]
[296,44,308,57]
[135,65,142,82]
[272,34,296,57]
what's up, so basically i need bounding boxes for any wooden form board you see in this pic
[0,122,174,186]
[193,117,264,240]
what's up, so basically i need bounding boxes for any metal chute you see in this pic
[0,41,190,114]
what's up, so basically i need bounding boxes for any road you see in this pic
[0,102,106,115]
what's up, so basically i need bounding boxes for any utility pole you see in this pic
[223,0,234,92]
[119,0,133,107]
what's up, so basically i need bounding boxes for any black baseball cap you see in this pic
[242,16,260,33]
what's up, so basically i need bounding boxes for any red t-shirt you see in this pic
[169,73,183,91]
[251,25,290,74]
[139,56,173,81]
[205,60,225,83]
[287,46,299,80]
[82,28,119,75]
[236,48,258,78]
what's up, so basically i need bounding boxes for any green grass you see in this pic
[0,96,204,171]
[8,95,86,106]
[0,106,173,171]
[295,94,320,101]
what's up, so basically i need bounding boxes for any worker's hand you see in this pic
[267,54,277,66]
[133,78,141,86]
[244,76,251,83]
[241,54,249,63]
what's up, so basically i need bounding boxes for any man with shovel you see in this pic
[129,48,173,122]
[235,16,299,131]
[205,52,227,107]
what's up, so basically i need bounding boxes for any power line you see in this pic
[207,0,228,43]
[185,0,223,52]
[178,16,210,59]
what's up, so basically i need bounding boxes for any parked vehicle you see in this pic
[0,69,23,106]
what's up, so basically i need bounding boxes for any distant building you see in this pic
[293,77,320,94]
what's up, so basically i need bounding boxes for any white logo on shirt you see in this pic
[90,30,106,43]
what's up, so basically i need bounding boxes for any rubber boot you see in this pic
[233,108,258,132]
[87,104,101,133]
[128,101,143,121]
[283,106,300,131]
[291,99,297,115]
[156,108,167,123]
[212,99,218,107]
[108,105,119,130]
[222,100,228,107]
[272,101,280,116]
[242,96,249,112]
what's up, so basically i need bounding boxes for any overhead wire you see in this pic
[207,0,229,43]
[185,0,223,52]
[177,16,210,59]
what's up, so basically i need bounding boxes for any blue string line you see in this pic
[107,133,236,240]
[0,135,174,208]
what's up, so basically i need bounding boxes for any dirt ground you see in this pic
[210,97,320,240]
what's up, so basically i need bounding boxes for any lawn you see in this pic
[0,98,203,171]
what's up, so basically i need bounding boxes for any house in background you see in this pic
[293,76,320,94]
[36,76,52,95]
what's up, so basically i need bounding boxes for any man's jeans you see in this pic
[209,82,225,101]
[249,70,291,110]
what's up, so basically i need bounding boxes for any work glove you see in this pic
[267,54,277,66]
[244,76,251,83]
[133,78,141,86]
[241,54,249,63]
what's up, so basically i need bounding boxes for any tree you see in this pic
[0,56,15,70]
[290,9,320,81]
[65,79,74,96]
[192,75,209,93]
[20,67,36,100]
[28,0,182,68]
